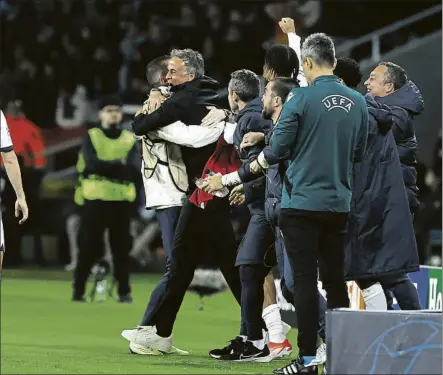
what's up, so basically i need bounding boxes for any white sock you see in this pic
[251,339,265,350]
[262,304,286,343]
[239,335,247,342]
[362,283,388,310]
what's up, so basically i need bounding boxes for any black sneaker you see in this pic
[209,337,245,360]
[118,294,133,303]
[237,341,272,362]
[273,355,319,374]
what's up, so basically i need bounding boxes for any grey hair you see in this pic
[301,33,335,67]
[170,48,205,79]
[378,62,408,90]
[228,69,260,102]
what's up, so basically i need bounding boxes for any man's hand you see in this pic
[146,90,166,113]
[202,106,226,127]
[201,173,224,194]
[240,132,266,150]
[135,108,145,117]
[278,17,296,34]
[250,160,263,174]
[15,197,28,224]
[229,184,245,206]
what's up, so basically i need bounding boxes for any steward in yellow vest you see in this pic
[73,95,138,303]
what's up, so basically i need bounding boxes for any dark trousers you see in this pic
[240,265,270,340]
[237,213,274,340]
[357,273,421,310]
[73,200,132,297]
[140,206,181,325]
[145,198,243,337]
[279,208,350,357]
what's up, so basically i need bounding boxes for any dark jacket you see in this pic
[372,80,425,213]
[232,97,272,215]
[344,96,419,280]
[131,76,220,191]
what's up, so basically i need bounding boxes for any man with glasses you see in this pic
[72,95,139,303]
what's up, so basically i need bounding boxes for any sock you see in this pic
[239,335,247,342]
[251,339,265,350]
[262,304,286,343]
[362,283,388,310]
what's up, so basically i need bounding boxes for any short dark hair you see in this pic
[334,57,362,89]
[98,94,122,110]
[270,77,299,102]
[146,55,169,88]
[301,33,335,67]
[229,69,260,102]
[264,45,300,79]
[378,62,408,90]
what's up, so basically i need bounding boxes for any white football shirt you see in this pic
[0,110,13,152]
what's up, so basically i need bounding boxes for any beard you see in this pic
[262,107,273,120]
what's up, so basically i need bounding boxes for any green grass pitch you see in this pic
[1,270,299,374]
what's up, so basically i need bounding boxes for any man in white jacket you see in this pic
[128,55,225,355]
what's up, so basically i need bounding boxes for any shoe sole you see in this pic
[270,347,293,359]
[129,342,189,356]
[129,342,163,355]
[234,354,274,363]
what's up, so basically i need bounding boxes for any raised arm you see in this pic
[279,17,308,87]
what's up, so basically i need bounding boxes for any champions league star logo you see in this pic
[363,319,442,374]
[322,95,354,113]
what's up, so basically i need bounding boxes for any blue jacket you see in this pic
[233,97,272,215]
[263,75,369,212]
[370,80,424,213]
[344,96,419,280]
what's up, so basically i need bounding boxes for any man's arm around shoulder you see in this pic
[132,88,196,136]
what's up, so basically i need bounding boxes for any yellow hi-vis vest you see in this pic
[80,127,137,202]
[74,152,86,206]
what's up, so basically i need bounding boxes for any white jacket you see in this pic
[142,121,224,210]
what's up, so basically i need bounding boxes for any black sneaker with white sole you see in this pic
[209,337,245,360]
[273,355,319,374]
[236,341,272,363]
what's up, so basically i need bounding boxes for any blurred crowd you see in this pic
[0,0,281,130]
[0,0,441,269]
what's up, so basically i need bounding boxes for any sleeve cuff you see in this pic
[0,145,14,153]
[221,171,242,187]
[257,152,270,169]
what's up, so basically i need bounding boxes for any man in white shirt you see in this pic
[0,110,28,271]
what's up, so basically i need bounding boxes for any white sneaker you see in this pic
[129,341,189,356]
[316,342,327,364]
[121,326,172,353]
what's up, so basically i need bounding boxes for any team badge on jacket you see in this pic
[322,95,354,113]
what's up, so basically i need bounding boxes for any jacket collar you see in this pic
[311,75,341,85]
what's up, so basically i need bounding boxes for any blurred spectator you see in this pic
[56,84,97,129]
